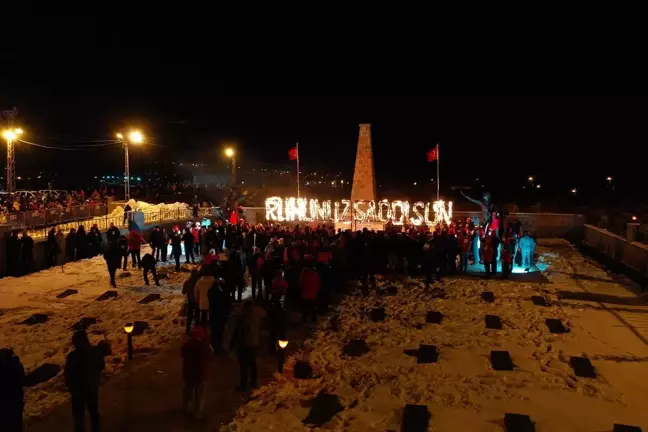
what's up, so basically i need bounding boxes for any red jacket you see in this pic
[299,267,321,301]
[460,236,471,253]
[181,332,212,383]
[127,230,143,251]
[203,253,217,266]
[272,276,288,295]
[191,227,200,244]
[481,238,494,262]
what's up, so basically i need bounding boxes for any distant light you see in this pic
[137,177,141,181]
[571,188,577,193]
[632,216,638,221]
[606,176,613,181]
[17,176,21,180]
[528,176,534,182]
[536,184,541,189]
[413,182,417,186]
[116,133,123,139]
[331,181,335,185]
[224,147,235,158]
[129,130,143,144]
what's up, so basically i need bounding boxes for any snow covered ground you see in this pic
[0,244,193,420]
[224,241,648,431]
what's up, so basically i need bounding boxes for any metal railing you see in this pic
[1,205,108,228]
[23,207,215,240]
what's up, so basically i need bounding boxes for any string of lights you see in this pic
[17,139,120,151]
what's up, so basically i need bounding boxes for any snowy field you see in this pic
[225,241,648,431]
[0,244,193,420]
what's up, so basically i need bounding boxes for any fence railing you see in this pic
[23,207,215,240]
[1,205,108,228]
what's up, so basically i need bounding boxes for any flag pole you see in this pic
[436,143,440,201]
[296,142,300,199]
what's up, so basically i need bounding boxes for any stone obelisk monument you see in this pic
[350,123,377,202]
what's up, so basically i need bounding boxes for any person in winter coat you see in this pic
[21,231,34,275]
[481,235,496,277]
[88,225,103,257]
[64,330,105,432]
[118,235,129,271]
[76,225,88,260]
[459,231,471,273]
[141,253,160,286]
[123,203,132,226]
[199,226,208,255]
[171,230,183,271]
[55,228,66,266]
[203,249,218,267]
[248,247,264,299]
[267,298,286,356]
[183,228,196,264]
[501,234,513,279]
[181,326,213,419]
[159,227,169,262]
[106,223,120,247]
[127,230,144,269]
[208,278,231,351]
[519,231,535,270]
[299,264,321,324]
[104,245,122,287]
[233,301,265,392]
[182,269,201,333]
[150,226,163,261]
[195,268,215,325]
[270,269,288,303]
[46,227,57,267]
[191,224,201,255]
[66,228,77,262]
[0,348,25,432]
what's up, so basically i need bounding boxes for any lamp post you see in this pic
[2,127,23,193]
[277,339,288,372]
[224,147,236,186]
[116,130,144,200]
[124,322,134,360]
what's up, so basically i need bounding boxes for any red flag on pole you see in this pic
[427,146,438,162]
[288,146,298,161]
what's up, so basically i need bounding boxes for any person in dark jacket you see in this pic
[103,245,122,288]
[21,231,34,275]
[87,225,103,257]
[66,228,77,262]
[182,269,201,333]
[105,223,120,246]
[171,230,183,271]
[150,226,162,260]
[208,277,231,351]
[159,227,169,262]
[123,203,132,226]
[64,330,105,432]
[117,235,129,271]
[181,326,213,419]
[0,348,25,432]
[141,253,160,286]
[5,230,21,276]
[183,228,196,264]
[233,301,264,392]
[46,227,57,267]
[76,225,88,260]
[299,264,321,324]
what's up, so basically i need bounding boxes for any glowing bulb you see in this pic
[571,188,577,193]
[606,176,613,181]
[528,176,534,182]
[2,130,17,141]
[278,340,288,349]
[536,184,541,189]
[632,216,637,221]
[124,323,134,334]
[224,148,235,158]
[116,133,123,139]
[129,130,143,144]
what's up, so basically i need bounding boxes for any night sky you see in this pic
[1,17,645,197]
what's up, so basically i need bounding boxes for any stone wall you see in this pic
[583,224,648,278]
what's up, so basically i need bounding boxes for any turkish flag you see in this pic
[288,146,298,161]
[427,146,438,162]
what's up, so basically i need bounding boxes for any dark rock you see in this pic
[24,363,61,387]
[303,393,343,427]
[491,350,514,371]
[570,356,596,378]
[139,293,161,304]
[343,339,370,357]
[401,404,430,432]
[294,361,313,379]
[426,311,443,324]
[485,315,502,330]
[20,313,48,326]
[504,413,535,432]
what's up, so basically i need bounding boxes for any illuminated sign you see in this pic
[264,197,452,225]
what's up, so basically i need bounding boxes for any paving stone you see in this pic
[294,360,313,379]
[96,290,118,301]
[570,356,596,378]
[401,404,430,432]
[613,424,643,432]
[343,339,370,357]
[139,293,161,304]
[482,291,495,303]
[133,320,149,335]
[504,413,535,432]
[369,307,386,322]
[531,295,548,306]
[426,311,443,324]
[71,317,97,331]
[386,285,398,295]
[545,318,568,334]
[417,345,438,364]
[491,350,514,371]
[56,289,78,299]
[303,393,343,427]
[485,315,502,330]
[20,313,48,325]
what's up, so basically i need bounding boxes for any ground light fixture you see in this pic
[124,322,134,360]
[278,339,288,372]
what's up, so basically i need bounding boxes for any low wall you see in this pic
[583,224,648,278]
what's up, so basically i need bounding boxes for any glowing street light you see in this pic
[116,130,145,200]
[606,176,613,182]
[632,216,638,221]
[224,147,236,185]
[124,322,134,360]
[536,184,541,189]
[277,339,288,372]
[571,188,577,194]
[528,176,534,182]
[3,127,24,193]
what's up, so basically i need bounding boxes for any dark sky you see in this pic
[0,17,645,194]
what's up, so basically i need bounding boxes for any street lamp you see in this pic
[277,339,288,372]
[2,127,23,193]
[124,322,134,360]
[116,130,144,200]
[224,147,236,186]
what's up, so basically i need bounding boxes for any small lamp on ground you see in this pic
[124,322,134,360]
[277,339,288,373]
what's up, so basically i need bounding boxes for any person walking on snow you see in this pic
[181,326,213,419]
[182,269,201,333]
[171,229,183,271]
[141,253,160,286]
[183,228,196,264]
[127,229,143,269]
[104,244,122,288]
[195,267,215,325]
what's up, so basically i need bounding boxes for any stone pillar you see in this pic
[350,124,377,202]
[626,222,639,242]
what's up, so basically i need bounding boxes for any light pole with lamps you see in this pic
[116,130,144,200]
[2,127,23,193]
[124,322,134,360]
[224,147,236,186]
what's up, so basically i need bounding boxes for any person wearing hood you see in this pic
[76,225,88,260]
[106,223,120,246]
[104,244,122,288]
[64,330,105,432]
[181,326,213,419]
[0,348,25,432]
[141,253,160,286]
[171,229,183,271]
[46,227,57,267]
[232,301,265,392]
[55,228,66,266]
[127,229,144,269]
[150,226,163,261]
[195,267,215,325]
[183,228,196,264]
[88,225,103,257]
[21,231,34,275]
[118,235,129,271]
[208,277,231,351]
[66,228,77,262]
[299,263,321,324]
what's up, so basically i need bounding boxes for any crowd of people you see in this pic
[0,189,108,215]
[0,211,538,429]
